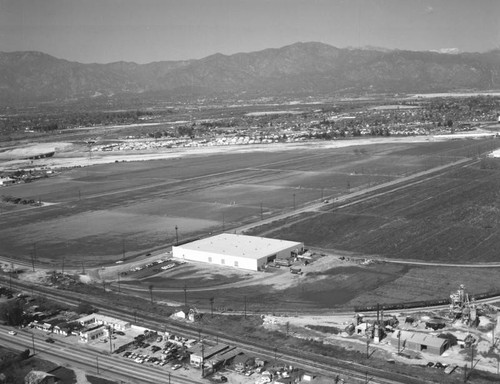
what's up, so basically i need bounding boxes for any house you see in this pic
[0,177,15,186]
[255,357,267,367]
[79,324,107,343]
[390,330,449,355]
[172,307,200,322]
[24,371,57,384]
[77,313,130,331]
[302,372,315,381]
[52,324,71,336]
[188,343,229,367]
[233,353,255,372]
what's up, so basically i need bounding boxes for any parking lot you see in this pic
[26,321,321,384]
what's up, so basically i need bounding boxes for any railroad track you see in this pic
[2,277,435,384]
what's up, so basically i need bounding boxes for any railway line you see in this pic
[1,277,447,384]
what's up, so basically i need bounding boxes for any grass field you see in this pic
[1,137,499,268]
[261,156,500,263]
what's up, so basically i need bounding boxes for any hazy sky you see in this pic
[1,0,499,64]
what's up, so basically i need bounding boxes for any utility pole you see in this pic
[149,284,154,304]
[33,243,37,264]
[117,273,121,293]
[183,284,187,306]
[201,340,205,378]
[31,251,35,272]
[209,297,214,318]
[32,333,36,355]
[397,330,401,355]
[175,225,179,245]
[108,326,113,354]
[96,356,99,374]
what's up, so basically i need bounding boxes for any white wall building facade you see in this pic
[172,234,304,271]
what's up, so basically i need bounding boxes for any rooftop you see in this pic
[77,313,130,328]
[173,234,303,260]
[391,330,448,349]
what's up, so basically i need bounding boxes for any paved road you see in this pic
[0,324,200,384]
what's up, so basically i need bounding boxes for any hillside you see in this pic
[1,42,500,104]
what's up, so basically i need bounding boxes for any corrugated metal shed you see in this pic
[390,330,449,355]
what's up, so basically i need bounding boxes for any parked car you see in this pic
[172,364,182,370]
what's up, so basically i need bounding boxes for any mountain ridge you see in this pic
[1,42,500,105]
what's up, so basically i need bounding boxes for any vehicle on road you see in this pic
[172,364,182,370]
[8,330,17,335]
[45,338,55,343]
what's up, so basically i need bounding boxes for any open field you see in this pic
[1,137,499,268]
[258,155,500,263]
[116,255,500,312]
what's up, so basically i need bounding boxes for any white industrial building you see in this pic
[172,234,304,271]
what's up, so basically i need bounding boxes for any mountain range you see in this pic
[1,42,500,105]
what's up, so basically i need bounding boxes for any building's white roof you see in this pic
[77,313,130,328]
[174,234,303,260]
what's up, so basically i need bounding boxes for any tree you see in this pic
[19,349,30,360]
[0,300,24,326]
[76,301,96,314]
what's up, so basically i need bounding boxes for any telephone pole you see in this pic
[32,333,36,355]
[183,284,187,306]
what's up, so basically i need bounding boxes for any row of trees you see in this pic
[1,195,40,206]
[0,296,96,327]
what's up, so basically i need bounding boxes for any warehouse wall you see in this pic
[172,247,261,271]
